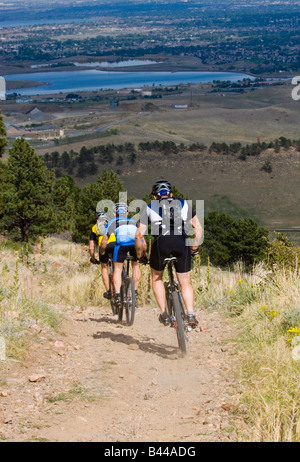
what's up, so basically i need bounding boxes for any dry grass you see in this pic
[188,254,300,442]
[1,237,300,440]
[221,265,300,441]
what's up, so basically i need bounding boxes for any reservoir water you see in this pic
[4,69,254,96]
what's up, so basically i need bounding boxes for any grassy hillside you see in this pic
[35,144,300,241]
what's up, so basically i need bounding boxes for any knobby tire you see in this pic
[125,277,136,326]
[118,273,125,322]
[171,290,187,355]
[109,274,116,316]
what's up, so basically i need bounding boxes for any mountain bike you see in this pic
[164,257,191,355]
[108,254,136,326]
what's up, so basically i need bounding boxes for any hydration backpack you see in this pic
[159,197,183,233]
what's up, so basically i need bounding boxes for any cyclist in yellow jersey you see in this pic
[89,211,116,300]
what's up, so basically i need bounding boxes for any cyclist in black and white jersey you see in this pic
[135,179,202,327]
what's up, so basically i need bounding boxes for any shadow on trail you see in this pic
[92,328,180,359]
[90,316,121,325]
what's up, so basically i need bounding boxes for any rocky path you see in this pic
[0,303,244,443]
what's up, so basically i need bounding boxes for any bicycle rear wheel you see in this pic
[171,290,187,355]
[124,277,136,326]
[117,301,123,322]
[109,274,116,315]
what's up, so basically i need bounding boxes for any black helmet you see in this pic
[151,179,172,196]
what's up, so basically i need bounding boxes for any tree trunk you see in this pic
[21,220,29,242]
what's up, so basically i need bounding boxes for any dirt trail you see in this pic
[0,303,243,442]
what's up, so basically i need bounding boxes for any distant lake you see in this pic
[4,69,254,96]
[31,59,159,69]
[0,18,88,28]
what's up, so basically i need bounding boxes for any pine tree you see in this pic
[0,110,7,157]
[0,138,56,241]
[73,169,125,243]
[0,161,8,221]
[52,175,80,234]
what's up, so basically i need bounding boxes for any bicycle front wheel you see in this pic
[171,291,187,355]
[124,277,136,326]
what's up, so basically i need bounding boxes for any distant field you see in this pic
[27,81,299,151]
[4,80,300,242]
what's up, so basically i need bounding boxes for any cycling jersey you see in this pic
[105,215,138,263]
[90,223,116,263]
[90,223,116,247]
[105,216,137,245]
[140,197,195,237]
[139,197,196,273]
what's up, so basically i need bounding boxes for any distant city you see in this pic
[0,0,299,80]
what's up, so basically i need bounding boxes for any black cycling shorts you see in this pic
[150,234,191,273]
[99,242,115,263]
[113,244,137,263]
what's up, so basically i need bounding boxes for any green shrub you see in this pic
[201,212,269,269]
[268,233,300,269]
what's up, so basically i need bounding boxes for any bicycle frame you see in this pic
[108,254,136,325]
[122,255,134,281]
[165,257,178,291]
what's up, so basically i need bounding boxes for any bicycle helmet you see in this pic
[151,179,172,197]
[114,202,128,214]
[95,210,107,221]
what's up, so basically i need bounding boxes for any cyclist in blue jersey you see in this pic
[100,202,145,308]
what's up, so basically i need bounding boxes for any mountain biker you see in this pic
[135,179,202,327]
[100,202,145,309]
[89,210,116,300]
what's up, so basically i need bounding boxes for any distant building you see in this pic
[0,76,6,100]
[31,124,64,140]
[172,104,188,109]
[16,96,33,103]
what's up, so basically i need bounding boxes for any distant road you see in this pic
[65,111,151,139]
[26,111,152,149]
[93,112,151,133]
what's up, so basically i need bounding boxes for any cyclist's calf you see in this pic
[176,271,193,313]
